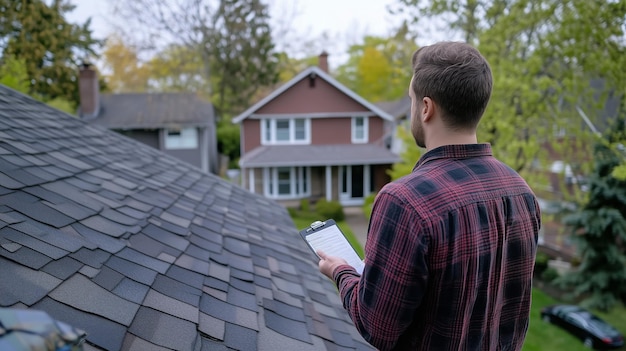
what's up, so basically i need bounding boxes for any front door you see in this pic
[339,165,370,206]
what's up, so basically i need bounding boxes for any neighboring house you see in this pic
[0,84,374,350]
[376,96,411,155]
[78,64,218,175]
[233,54,400,207]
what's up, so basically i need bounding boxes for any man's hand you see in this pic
[318,251,349,280]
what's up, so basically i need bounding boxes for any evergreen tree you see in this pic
[0,0,100,107]
[561,118,626,311]
[205,0,278,116]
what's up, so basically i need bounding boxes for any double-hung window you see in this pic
[265,167,310,199]
[262,118,310,144]
[352,116,368,143]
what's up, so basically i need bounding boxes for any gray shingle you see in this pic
[41,256,83,280]
[1,227,68,259]
[152,274,201,306]
[117,247,170,274]
[34,297,127,351]
[106,256,158,286]
[49,274,139,326]
[128,307,197,351]
[143,289,198,323]
[0,245,52,270]
[264,310,312,344]
[0,257,61,306]
[112,278,150,304]
[224,323,258,351]
[0,192,74,228]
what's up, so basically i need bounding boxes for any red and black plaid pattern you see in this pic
[333,144,541,351]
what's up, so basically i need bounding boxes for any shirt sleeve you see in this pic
[333,187,429,350]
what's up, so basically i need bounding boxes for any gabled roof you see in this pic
[375,96,411,121]
[0,85,373,350]
[87,93,215,130]
[233,66,394,123]
[240,145,400,168]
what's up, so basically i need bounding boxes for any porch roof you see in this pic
[239,144,401,168]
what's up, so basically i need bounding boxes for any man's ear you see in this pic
[422,97,435,122]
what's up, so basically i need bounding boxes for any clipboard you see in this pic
[300,219,364,274]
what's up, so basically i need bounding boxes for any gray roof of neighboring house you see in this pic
[0,85,374,351]
[87,93,215,130]
[239,145,401,168]
[375,96,410,121]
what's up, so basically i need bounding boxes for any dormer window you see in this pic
[262,118,310,144]
[352,116,368,143]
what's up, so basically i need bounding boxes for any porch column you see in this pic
[325,166,332,201]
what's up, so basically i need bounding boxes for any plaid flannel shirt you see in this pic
[333,144,540,351]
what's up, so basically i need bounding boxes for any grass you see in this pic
[289,208,626,351]
[524,288,626,351]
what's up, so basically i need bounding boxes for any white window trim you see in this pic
[164,127,198,150]
[263,166,311,199]
[351,116,369,143]
[261,118,311,145]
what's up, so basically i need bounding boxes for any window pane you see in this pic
[278,167,291,195]
[165,128,198,149]
[295,119,306,140]
[264,119,271,142]
[276,120,289,141]
[354,117,365,141]
[302,167,308,193]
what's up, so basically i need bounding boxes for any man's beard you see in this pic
[411,118,425,148]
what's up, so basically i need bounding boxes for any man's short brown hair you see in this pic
[411,42,492,130]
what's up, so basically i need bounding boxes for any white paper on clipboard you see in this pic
[301,220,364,274]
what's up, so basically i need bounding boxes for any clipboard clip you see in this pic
[307,220,326,232]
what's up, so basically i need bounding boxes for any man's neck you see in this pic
[425,133,478,151]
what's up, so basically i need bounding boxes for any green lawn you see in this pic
[290,209,626,350]
[524,288,626,350]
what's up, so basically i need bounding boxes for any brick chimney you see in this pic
[318,51,329,73]
[78,63,100,118]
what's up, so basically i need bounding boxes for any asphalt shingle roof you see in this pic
[0,85,374,351]
[375,96,410,120]
[88,93,215,129]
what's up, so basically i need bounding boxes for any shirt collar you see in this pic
[413,143,493,171]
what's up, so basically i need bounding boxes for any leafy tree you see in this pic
[0,54,79,114]
[335,22,416,102]
[560,119,626,311]
[0,55,30,93]
[388,125,423,180]
[147,44,208,94]
[0,0,101,107]
[101,34,150,93]
[392,0,626,197]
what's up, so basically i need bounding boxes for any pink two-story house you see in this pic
[233,54,400,206]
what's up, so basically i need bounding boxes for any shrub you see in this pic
[541,267,560,284]
[287,207,298,217]
[362,193,377,220]
[299,198,310,212]
[315,199,345,221]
